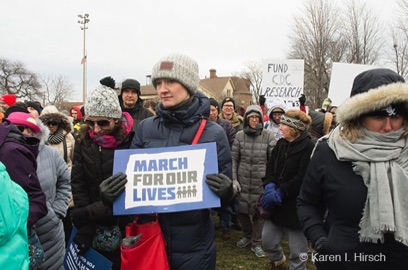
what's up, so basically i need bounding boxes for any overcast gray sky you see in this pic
[0,0,397,101]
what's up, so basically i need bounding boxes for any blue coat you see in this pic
[131,92,231,270]
[0,162,29,270]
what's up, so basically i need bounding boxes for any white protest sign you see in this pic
[328,62,378,106]
[261,59,304,109]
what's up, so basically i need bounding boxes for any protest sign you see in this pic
[113,143,220,215]
[64,227,112,270]
[261,59,304,109]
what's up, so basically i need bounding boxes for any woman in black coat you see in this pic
[297,68,408,270]
[261,109,314,270]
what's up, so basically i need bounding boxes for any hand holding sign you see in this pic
[205,173,234,202]
[99,172,127,204]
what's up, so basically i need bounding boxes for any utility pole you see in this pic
[78,13,90,104]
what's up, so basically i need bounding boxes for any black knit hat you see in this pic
[221,97,235,109]
[350,68,405,97]
[121,79,141,96]
[209,98,220,113]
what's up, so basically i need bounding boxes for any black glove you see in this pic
[73,228,94,256]
[71,207,89,229]
[299,94,306,106]
[205,173,234,202]
[314,236,327,253]
[99,172,127,204]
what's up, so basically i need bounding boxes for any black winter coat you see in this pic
[130,91,231,270]
[119,98,153,132]
[263,131,314,230]
[297,140,408,269]
[71,131,135,269]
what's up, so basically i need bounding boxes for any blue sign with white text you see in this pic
[113,143,220,215]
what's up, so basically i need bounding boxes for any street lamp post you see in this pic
[78,13,90,104]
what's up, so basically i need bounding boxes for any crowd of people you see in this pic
[1,54,408,270]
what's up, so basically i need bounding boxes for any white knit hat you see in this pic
[151,53,200,95]
[85,85,122,118]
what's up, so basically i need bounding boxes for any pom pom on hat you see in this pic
[85,85,122,118]
[7,112,40,133]
[151,53,200,96]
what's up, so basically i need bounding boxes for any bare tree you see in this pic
[287,0,343,109]
[0,58,42,100]
[239,61,263,104]
[39,74,74,110]
[342,0,383,65]
[389,0,408,79]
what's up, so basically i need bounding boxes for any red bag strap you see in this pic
[192,118,207,145]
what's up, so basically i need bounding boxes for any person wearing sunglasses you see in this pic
[70,84,134,269]
[39,106,76,170]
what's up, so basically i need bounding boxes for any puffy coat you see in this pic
[0,162,29,270]
[71,127,135,269]
[216,117,236,147]
[36,143,71,270]
[0,120,47,228]
[263,130,314,230]
[297,139,408,269]
[231,105,276,215]
[39,112,75,170]
[131,91,231,270]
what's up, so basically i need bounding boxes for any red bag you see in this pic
[121,215,169,270]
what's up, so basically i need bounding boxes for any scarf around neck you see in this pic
[327,125,408,246]
[48,128,65,145]
[88,112,132,149]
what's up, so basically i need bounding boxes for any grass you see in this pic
[214,221,317,270]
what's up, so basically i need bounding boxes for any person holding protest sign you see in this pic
[70,84,134,270]
[127,53,235,270]
[298,68,408,269]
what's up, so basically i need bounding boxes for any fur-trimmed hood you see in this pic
[337,82,408,126]
[39,112,73,134]
[337,69,408,126]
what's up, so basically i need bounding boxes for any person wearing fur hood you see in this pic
[298,68,408,269]
[7,112,71,270]
[39,106,75,170]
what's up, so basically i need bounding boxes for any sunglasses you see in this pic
[85,119,113,128]
[47,121,60,126]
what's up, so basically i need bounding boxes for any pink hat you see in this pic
[7,112,40,133]
[0,94,17,107]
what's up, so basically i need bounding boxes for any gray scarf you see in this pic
[327,126,408,246]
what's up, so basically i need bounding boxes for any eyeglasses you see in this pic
[223,104,234,108]
[85,119,113,128]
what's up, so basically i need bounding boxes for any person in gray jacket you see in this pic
[7,112,71,270]
[232,105,276,258]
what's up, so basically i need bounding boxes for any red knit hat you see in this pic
[0,94,17,107]
[7,112,40,133]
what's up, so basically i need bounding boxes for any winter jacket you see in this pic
[263,130,314,230]
[308,110,333,144]
[39,112,75,170]
[0,120,47,228]
[0,162,29,270]
[231,105,276,215]
[297,140,408,269]
[216,117,236,147]
[36,143,71,270]
[130,91,231,270]
[119,98,153,132]
[219,112,244,133]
